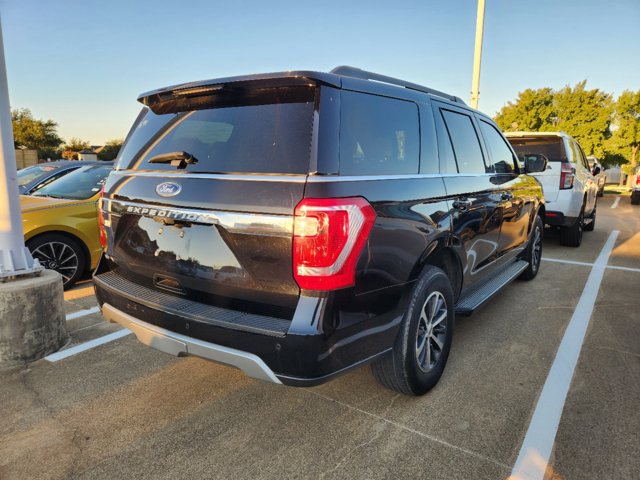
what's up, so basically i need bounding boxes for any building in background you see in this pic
[14,148,38,168]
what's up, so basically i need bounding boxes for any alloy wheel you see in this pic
[31,241,79,285]
[415,291,448,372]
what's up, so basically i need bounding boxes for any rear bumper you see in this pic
[543,211,577,228]
[101,303,282,384]
[93,265,402,387]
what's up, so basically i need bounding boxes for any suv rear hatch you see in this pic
[507,135,568,203]
[100,80,321,319]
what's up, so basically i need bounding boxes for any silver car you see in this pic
[586,156,605,197]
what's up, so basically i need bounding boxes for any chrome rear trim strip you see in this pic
[104,199,293,236]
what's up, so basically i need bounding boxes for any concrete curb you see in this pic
[0,269,68,366]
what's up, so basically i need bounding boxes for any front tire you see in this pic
[371,266,455,396]
[27,233,86,290]
[519,215,543,281]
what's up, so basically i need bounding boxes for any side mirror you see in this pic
[592,166,601,176]
[524,153,548,174]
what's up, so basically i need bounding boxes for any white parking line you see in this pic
[542,257,640,273]
[541,257,593,267]
[65,306,101,321]
[611,197,620,209]
[510,230,619,480]
[45,329,132,362]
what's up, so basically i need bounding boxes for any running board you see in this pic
[455,260,529,316]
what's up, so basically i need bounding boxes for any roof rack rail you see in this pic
[330,66,466,105]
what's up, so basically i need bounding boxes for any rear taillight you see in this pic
[293,197,376,291]
[636,174,640,186]
[560,162,574,189]
[98,185,106,249]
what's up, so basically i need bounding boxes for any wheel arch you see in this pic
[25,229,92,274]
[410,236,464,302]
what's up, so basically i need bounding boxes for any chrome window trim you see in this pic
[111,171,309,183]
[306,173,443,182]
[110,171,509,184]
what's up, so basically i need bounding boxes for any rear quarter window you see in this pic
[339,91,419,176]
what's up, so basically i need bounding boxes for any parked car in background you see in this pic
[94,66,546,396]
[586,156,605,196]
[21,163,113,289]
[506,132,597,247]
[17,160,107,195]
[631,166,640,205]
[604,165,622,184]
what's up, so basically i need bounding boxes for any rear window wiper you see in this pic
[147,151,199,169]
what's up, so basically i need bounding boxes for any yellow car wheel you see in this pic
[27,233,87,290]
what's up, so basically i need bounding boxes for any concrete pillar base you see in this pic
[0,269,67,367]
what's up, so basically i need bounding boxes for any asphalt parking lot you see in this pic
[1,194,638,480]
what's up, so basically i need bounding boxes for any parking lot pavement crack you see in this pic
[19,368,84,477]
[307,390,511,471]
[588,345,640,359]
[319,425,385,478]
[380,393,400,417]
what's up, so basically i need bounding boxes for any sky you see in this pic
[1,0,638,145]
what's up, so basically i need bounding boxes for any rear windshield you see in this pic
[32,165,112,200]
[116,87,315,174]
[507,137,567,163]
[17,165,61,186]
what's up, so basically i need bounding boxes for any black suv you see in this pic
[94,67,546,396]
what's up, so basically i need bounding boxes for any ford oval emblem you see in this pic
[156,182,181,197]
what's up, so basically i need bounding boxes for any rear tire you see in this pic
[631,191,640,205]
[559,208,583,247]
[519,215,543,281]
[584,204,596,232]
[26,233,86,290]
[371,265,455,396]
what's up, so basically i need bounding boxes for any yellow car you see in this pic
[21,163,113,289]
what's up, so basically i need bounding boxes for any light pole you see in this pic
[0,16,66,366]
[470,0,486,109]
[0,19,42,278]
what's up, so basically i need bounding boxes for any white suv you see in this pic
[506,132,598,247]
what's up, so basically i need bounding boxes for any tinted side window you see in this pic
[432,105,458,174]
[478,120,516,174]
[340,91,419,175]
[441,110,485,174]
[568,139,583,167]
[577,143,590,170]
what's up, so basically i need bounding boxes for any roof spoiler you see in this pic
[138,71,341,113]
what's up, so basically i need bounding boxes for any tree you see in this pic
[61,137,90,160]
[11,108,63,159]
[98,138,124,161]
[495,88,554,132]
[607,90,640,185]
[495,81,613,158]
[552,81,613,157]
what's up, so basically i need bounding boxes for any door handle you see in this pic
[452,199,471,211]
[501,192,513,201]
